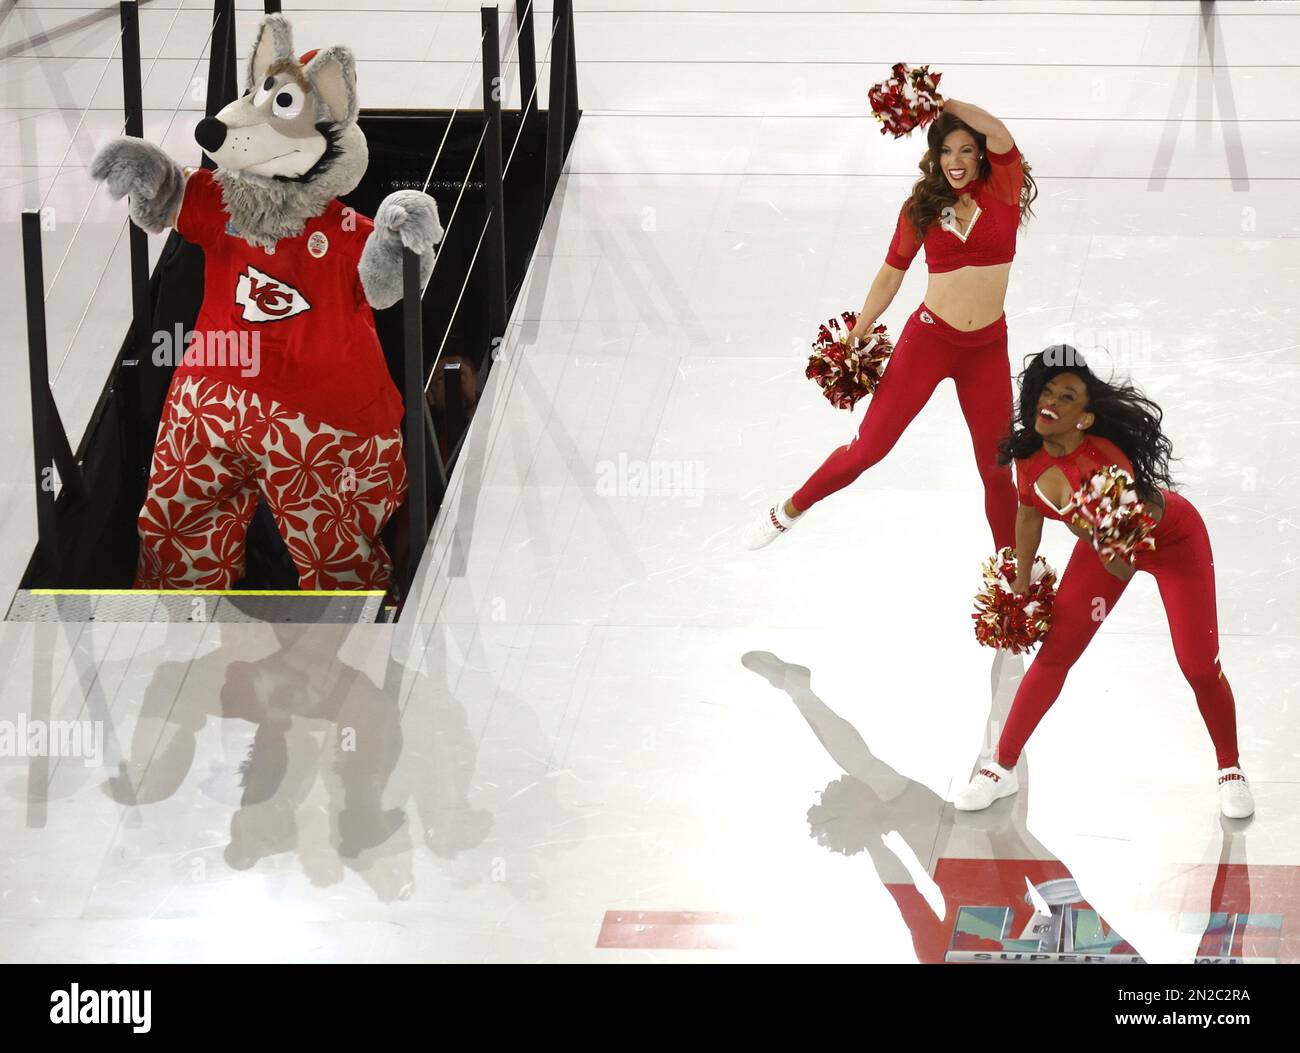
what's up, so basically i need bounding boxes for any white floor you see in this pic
[0,0,1297,963]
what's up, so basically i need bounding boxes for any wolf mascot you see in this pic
[91,14,441,591]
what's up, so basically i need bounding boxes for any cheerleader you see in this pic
[743,100,1038,550]
[953,347,1253,818]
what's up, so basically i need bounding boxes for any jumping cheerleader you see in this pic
[743,100,1038,550]
[953,347,1253,818]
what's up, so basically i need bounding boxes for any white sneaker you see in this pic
[1217,766,1255,819]
[741,502,801,550]
[953,761,1019,811]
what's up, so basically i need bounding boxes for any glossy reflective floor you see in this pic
[1,1,1298,962]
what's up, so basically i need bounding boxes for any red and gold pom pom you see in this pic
[972,546,1057,654]
[868,62,945,139]
[805,311,894,411]
[1067,465,1158,564]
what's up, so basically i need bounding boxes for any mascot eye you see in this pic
[272,83,305,119]
[252,77,276,107]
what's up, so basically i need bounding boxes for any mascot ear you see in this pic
[247,14,295,92]
[304,46,359,126]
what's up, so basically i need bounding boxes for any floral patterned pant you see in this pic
[135,376,407,591]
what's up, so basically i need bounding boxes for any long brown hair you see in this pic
[902,111,1038,241]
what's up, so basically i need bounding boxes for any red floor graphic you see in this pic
[600,861,1299,961]
[597,911,749,950]
[893,859,1294,963]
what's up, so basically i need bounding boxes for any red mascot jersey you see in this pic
[174,168,403,436]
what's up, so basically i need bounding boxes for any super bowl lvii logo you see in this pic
[946,877,1281,964]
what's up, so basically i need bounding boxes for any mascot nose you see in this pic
[194,118,228,152]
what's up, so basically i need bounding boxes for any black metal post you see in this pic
[482,6,508,349]
[564,0,579,139]
[402,248,428,573]
[222,0,238,101]
[424,397,448,496]
[120,3,143,140]
[46,389,84,504]
[443,362,466,444]
[204,0,238,172]
[22,211,57,573]
[517,1,537,117]
[544,0,571,200]
[120,2,150,371]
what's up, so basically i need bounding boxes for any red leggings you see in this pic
[996,490,1240,769]
[793,303,1018,551]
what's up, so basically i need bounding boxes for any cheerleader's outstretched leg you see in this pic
[954,538,1127,811]
[1144,493,1251,817]
[743,307,950,550]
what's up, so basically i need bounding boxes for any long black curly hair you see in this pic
[998,345,1176,501]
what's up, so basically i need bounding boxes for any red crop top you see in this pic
[884,143,1024,274]
[1015,434,1135,522]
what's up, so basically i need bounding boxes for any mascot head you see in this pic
[193,14,369,246]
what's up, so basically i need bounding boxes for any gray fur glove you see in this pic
[90,136,186,235]
[359,190,445,310]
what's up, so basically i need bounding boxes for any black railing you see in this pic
[203,0,238,169]
[482,7,509,347]
[397,0,580,605]
[21,212,57,572]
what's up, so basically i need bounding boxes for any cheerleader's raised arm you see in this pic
[939,98,1014,154]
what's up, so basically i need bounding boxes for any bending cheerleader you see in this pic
[953,347,1253,819]
[743,99,1038,551]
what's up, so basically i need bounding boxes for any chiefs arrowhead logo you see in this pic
[234,264,311,323]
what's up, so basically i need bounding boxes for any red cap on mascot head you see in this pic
[297,49,357,82]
